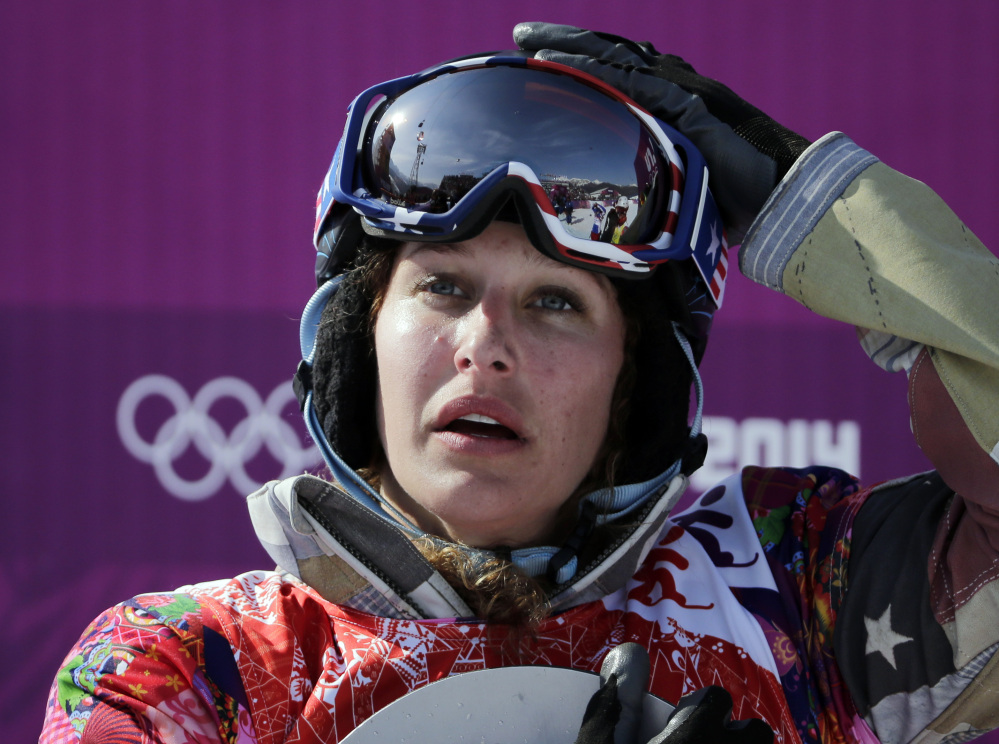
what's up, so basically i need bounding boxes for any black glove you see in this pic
[574,643,774,744]
[514,22,811,243]
[647,687,774,744]
[575,643,650,744]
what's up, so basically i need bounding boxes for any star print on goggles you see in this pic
[315,54,727,302]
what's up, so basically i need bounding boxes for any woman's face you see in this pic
[373,221,627,549]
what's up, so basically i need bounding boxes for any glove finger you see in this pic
[530,52,777,241]
[651,687,774,744]
[513,22,655,67]
[673,685,735,722]
[573,673,621,744]
[728,717,776,744]
[598,643,650,744]
[530,51,698,121]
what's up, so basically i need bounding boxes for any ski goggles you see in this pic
[315,54,726,293]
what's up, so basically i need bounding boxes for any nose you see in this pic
[454,302,515,375]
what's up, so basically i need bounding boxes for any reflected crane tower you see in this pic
[410,122,426,192]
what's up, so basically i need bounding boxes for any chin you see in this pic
[418,498,542,547]
[391,468,571,547]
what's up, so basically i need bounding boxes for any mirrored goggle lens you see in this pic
[361,65,674,245]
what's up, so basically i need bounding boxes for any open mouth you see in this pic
[444,413,520,440]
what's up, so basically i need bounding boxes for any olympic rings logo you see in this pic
[117,375,322,501]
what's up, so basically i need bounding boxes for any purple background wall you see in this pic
[3,1,998,739]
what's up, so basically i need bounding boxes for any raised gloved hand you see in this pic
[574,643,774,744]
[514,22,811,243]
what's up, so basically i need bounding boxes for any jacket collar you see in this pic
[246,473,688,619]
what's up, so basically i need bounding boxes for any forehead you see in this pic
[394,223,620,300]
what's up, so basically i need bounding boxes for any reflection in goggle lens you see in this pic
[362,66,672,246]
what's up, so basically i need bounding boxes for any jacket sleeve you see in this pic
[737,133,999,744]
[39,594,239,744]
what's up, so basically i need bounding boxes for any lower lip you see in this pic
[433,430,526,456]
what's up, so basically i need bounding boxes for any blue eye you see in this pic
[533,287,584,312]
[538,294,572,311]
[428,280,461,296]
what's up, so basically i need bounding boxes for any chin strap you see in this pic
[674,320,708,476]
[546,501,599,583]
[681,432,709,476]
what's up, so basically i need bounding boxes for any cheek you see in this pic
[537,336,624,441]
[374,306,451,418]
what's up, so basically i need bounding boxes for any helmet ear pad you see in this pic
[614,264,695,484]
[311,266,381,471]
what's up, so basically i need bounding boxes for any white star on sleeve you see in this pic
[864,605,913,670]
[705,222,721,262]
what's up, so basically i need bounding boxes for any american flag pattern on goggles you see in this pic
[315,55,727,304]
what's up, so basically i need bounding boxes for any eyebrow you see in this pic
[406,242,472,258]
[404,238,619,298]
[407,240,573,271]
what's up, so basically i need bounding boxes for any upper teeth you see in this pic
[459,414,501,425]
